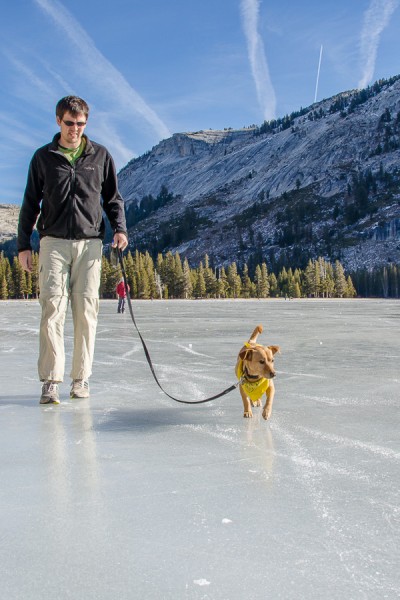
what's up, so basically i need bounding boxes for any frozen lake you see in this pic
[1,298,399,600]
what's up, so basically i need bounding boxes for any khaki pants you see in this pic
[38,237,102,382]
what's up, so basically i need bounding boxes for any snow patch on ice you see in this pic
[176,342,213,358]
[193,578,211,586]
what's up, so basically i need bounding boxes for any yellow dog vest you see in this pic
[235,358,270,401]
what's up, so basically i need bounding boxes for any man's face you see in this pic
[56,110,87,148]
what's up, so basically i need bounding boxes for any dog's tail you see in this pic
[248,324,263,344]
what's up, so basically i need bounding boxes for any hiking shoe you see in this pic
[70,379,90,399]
[40,381,60,404]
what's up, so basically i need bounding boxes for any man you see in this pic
[18,96,128,404]
[116,278,130,314]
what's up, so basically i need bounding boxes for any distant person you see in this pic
[18,96,128,405]
[116,278,130,313]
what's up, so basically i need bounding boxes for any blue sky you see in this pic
[1,0,399,205]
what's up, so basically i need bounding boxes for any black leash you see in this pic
[116,248,240,405]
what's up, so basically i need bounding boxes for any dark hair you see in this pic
[56,96,89,120]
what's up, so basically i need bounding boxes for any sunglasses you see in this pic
[62,120,87,127]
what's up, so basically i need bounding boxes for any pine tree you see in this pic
[100,255,111,298]
[254,265,262,298]
[259,263,270,298]
[317,258,328,298]
[107,259,121,298]
[24,271,33,298]
[203,255,217,297]
[321,259,335,298]
[216,267,229,298]
[334,260,347,298]
[140,252,156,299]
[0,274,8,300]
[173,253,185,298]
[183,258,193,299]
[154,270,164,299]
[0,253,7,299]
[162,252,176,297]
[268,272,278,297]
[319,258,332,297]
[389,264,399,297]
[156,253,165,283]
[293,282,302,298]
[194,262,206,298]
[11,256,26,299]
[345,275,357,298]
[294,268,303,296]
[303,259,315,297]
[278,267,289,298]
[31,252,40,298]
[124,251,137,298]
[138,266,151,299]
[288,275,300,298]
[227,262,241,298]
[241,264,253,298]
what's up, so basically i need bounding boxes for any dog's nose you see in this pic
[270,371,276,378]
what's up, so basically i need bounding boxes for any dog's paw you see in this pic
[262,408,272,421]
[251,399,261,407]
[243,411,253,418]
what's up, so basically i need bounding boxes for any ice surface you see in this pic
[1,298,399,600]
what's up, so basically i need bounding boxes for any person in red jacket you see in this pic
[116,278,130,313]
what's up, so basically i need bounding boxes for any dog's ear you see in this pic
[268,345,281,355]
[239,348,253,361]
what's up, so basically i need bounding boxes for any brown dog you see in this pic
[235,325,280,420]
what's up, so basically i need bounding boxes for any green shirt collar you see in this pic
[58,137,86,163]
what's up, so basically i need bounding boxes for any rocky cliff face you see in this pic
[119,77,400,271]
[0,205,19,243]
[2,78,400,273]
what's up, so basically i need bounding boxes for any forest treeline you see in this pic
[0,250,359,300]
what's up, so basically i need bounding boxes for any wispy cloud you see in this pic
[240,0,276,121]
[358,0,399,89]
[93,116,137,166]
[5,49,135,166]
[33,0,171,143]
[0,111,48,151]
[6,53,60,100]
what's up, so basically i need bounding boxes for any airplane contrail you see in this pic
[358,0,399,89]
[34,0,171,141]
[240,0,277,121]
[314,45,323,104]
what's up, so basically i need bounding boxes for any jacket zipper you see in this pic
[67,163,77,239]
[50,149,78,239]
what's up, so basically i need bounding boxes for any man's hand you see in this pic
[19,250,33,272]
[112,232,128,251]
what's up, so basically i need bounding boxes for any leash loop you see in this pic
[116,248,238,405]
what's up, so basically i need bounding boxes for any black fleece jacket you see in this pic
[18,133,127,252]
